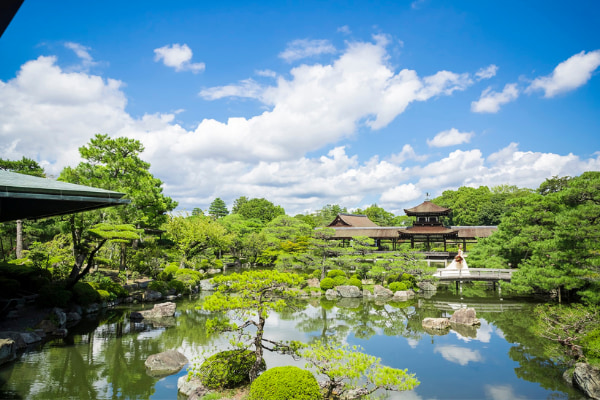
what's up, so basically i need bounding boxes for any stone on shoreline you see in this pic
[393,290,415,301]
[422,318,450,330]
[450,308,480,326]
[145,349,188,377]
[373,285,393,297]
[178,375,209,397]
[573,362,600,400]
[336,285,362,298]
[0,339,16,366]
[130,302,176,320]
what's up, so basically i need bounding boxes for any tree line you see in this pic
[1,135,599,306]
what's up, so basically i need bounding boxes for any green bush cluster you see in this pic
[388,273,417,290]
[327,269,346,279]
[347,277,363,289]
[388,281,408,292]
[0,262,51,293]
[320,277,335,291]
[248,366,321,400]
[38,283,72,308]
[195,349,265,389]
[73,282,101,306]
[153,265,204,294]
[332,275,347,287]
[581,327,600,363]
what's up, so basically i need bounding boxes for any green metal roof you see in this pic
[0,170,130,222]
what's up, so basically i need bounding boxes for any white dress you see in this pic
[442,249,469,276]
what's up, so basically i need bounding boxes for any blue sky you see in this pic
[1,0,599,215]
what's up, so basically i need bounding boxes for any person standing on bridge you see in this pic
[440,244,470,275]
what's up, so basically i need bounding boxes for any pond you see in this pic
[0,285,584,399]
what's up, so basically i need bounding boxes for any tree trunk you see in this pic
[16,219,23,259]
[249,308,266,382]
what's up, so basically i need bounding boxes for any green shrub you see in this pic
[332,275,347,287]
[388,281,408,292]
[327,269,346,279]
[581,327,600,362]
[73,282,101,306]
[148,280,169,294]
[168,279,186,294]
[320,277,335,291]
[347,277,362,290]
[163,263,180,276]
[311,269,321,278]
[96,277,128,298]
[38,283,72,308]
[401,273,417,288]
[0,278,20,299]
[97,289,113,302]
[248,366,321,400]
[195,349,265,389]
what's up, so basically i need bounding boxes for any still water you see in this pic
[0,286,584,399]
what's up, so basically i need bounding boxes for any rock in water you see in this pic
[450,307,480,326]
[131,302,176,320]
[422,318,450,330]
[145,350,188,377]
[573,363,600,400]
[336,285,362,298]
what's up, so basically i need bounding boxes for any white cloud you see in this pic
[153,43,205,73]
[278,39,337,62]
[2,42,599,216]
[485,385,530,400]
[475,64,498,80]
[64,42,98,71]
[337,25,351,35]
[471,83,519,113]
[427,128,474,148]
[434,345,483,365]
[527,50,600,97]
[200,79,264,100]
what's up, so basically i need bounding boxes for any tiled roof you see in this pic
[404,201,451,216]
[328,213,379,227]
[330,227,403,238]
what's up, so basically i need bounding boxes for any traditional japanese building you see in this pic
[327,213,403,249]
[398,200,496,250]
[326,202,497,252]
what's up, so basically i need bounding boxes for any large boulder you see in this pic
[573,363,600,400]
[336,285,362,298]
[52,308,67,327]
[200,279,216,291]
[131,302,176,320]
[0,338,16,365]
[450,308,480,326]
[422,318,450,330]
[417,281,437,292]
[325,289,339,298]
[143,290,162,302]
[178,375,208,397]
[373,285,393,297]
[393,290,415,301]
[306,278,320,288]
[145,349,188,377]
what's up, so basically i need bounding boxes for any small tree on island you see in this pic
[302,341,419,399]
[200,270,304,382]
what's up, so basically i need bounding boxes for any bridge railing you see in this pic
[434,268,516,281]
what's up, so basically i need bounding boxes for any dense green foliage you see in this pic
[248,366,321,400]
[302,341,419,399]
[208,198,229,219]
[194,349,265,389]
[469,172,600,304]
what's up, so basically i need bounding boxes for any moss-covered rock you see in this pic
[249,366,321,400]
[196,349,265,389]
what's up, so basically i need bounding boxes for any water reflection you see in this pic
[0,289,584,399]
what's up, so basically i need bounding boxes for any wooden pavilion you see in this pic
[398,200,496,250]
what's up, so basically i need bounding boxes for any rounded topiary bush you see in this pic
[196,349,265,389]
[327,269,346,279]
[320,277,335,291]
[388,281,408,292]
[73,282,101,306]
[347,277,362,290]
[581,327,600,362]
[249,366,321,400]
[332,275,347,287]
